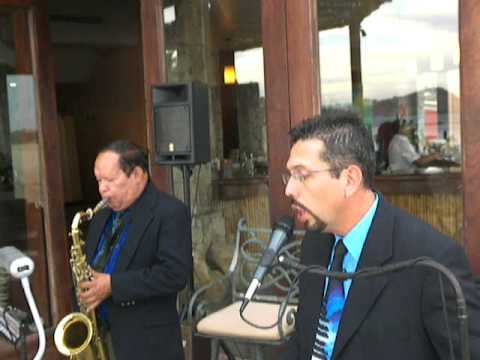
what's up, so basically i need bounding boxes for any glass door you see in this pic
[0,9,51,323]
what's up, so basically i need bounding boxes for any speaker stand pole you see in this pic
[179,164,198,360]
[181,164,195,294]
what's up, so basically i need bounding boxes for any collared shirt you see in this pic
[388,134,420,173]
[326,193,379,297]
[313,194,379,360]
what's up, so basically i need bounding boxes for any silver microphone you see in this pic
[240,216,294,313]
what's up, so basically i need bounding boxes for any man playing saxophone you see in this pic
[77,140,192,360]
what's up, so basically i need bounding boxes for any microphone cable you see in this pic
[238,264,298,332]
[239,256,470,360]
[439,271,456,360]
[239,257,433,330]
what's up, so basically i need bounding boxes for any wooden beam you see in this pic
[286,0,320,125]
[10,9,53,324]
[349,21,364,114]
[0,0,33,7]
[29,0,71,323]
[262,0,291,224]
[460,0,480,274]
[263,0,320,224]
[12,10,31,70]
[139,0,171,193]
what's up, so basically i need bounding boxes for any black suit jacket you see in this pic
[86,182,192,360]
[283,194,480,360]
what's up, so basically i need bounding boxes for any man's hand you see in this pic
[78,270,112,312]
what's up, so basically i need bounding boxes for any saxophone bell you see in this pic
[54,312,93,356]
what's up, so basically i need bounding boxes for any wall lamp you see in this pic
[223,65,237,85]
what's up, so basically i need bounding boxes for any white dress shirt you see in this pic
[388,134,420,173]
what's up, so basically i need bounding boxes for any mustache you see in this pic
[291,199,324,226]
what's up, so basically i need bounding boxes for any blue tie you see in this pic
[312,239,348,360]
[92,211,125,272]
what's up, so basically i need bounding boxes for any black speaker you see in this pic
[152,81,210,164]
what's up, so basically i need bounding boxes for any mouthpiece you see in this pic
[93,199,109,213]
[71,199,109,229]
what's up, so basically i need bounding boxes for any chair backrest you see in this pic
[187,218,304,344]
[231,218,304,304]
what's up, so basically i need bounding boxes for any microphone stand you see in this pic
[279,256,470,360]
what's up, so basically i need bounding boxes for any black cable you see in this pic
[192,164,201,217]
[0,306,29,358]
[170,164,175,197]
[218,339,236,360]
[416,259,470,360]
[186,165,194,295]
[230,338,244,359]
[1,306,14,342]
[239,257,430,330]
[238,264,301,332]
[17,320,28,360]
[239,304,280,330]
[239,256,470,360]
[438,272,455,360]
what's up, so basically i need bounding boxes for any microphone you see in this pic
[240,216,294,313]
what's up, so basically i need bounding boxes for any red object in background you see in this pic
[424,109,438,140]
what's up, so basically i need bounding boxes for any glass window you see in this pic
[162,0,267,177]
[0,13,51,327]
[318,0,462,242]
[319,27,352,107]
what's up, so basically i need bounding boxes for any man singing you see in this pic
[281,108,480,360]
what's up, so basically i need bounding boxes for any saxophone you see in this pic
[54,199,109,359]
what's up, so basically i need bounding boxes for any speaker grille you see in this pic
[154,105,191,153]
[152,82,210,164]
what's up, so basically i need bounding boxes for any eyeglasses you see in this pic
[281,168,332,185]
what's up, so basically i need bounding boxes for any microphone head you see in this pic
[275,216,294,235]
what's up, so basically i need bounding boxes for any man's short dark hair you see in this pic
[290,107,376,188]
[99,140,149,177]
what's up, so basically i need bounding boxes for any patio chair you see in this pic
[187,218,304,360]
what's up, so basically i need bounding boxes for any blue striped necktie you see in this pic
[312,239,348,360]
[93,211,126,271]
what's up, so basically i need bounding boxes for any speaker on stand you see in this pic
[152,79,210,282]
[152,82,211,359]
[153,81,210,165]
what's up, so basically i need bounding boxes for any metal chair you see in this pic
[188,218,303,360]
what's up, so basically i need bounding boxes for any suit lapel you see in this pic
[301,231,335,354]
[333,195,394,359]
[115,182,155,271]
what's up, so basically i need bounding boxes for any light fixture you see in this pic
[223,65,236,85]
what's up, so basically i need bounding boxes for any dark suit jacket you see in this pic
[283,194,480,360]
[86,182,192,360]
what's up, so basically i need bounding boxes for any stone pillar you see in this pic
[163,0,228,293]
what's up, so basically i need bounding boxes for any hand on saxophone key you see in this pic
[78,270,112,312]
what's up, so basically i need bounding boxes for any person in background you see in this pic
[388,119,441,173]
[281,108,480,360]
[78,140,192,360]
